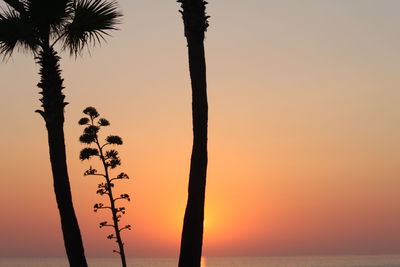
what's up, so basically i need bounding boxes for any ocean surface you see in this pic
[1,255,400,267]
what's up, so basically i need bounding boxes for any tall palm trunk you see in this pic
[178,1,209,267]
[36,46,88,267]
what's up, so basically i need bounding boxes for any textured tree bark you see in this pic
[37,47,88,267]
[178,1,209,266]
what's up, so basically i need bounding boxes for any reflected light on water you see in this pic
[201,256,207,267]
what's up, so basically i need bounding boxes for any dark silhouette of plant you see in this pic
[79,107,131,267]
[176,1,209,267]
[0,1,121,265]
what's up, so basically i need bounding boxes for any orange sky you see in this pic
[0,0,400,257]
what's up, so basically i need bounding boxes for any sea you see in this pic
[1,255,400,267]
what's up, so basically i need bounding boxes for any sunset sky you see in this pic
[0,0,399,258]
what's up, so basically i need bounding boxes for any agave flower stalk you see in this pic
[79,107,131,267]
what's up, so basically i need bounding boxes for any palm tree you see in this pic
[176,1,209,267]
[0,0,121,265]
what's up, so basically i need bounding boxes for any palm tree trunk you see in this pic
[36,46,88,267]
[178,1,209,266]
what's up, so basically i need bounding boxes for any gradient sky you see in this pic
[0,0,399,258]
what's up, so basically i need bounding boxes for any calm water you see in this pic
[1,255,400,267]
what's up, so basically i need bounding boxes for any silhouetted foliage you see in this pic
[1,1,121,265]
[177,1,209,267]
[79,117,90,125]
[79,107,130,267]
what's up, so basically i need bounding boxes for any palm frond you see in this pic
[62,0,121,56]
[3,0,26,14]
[25,0,72,36]
[0,7,38,57]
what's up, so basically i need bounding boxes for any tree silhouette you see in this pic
[79,107,131,267]
[0,1,121,265]
[176,1,210,267]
